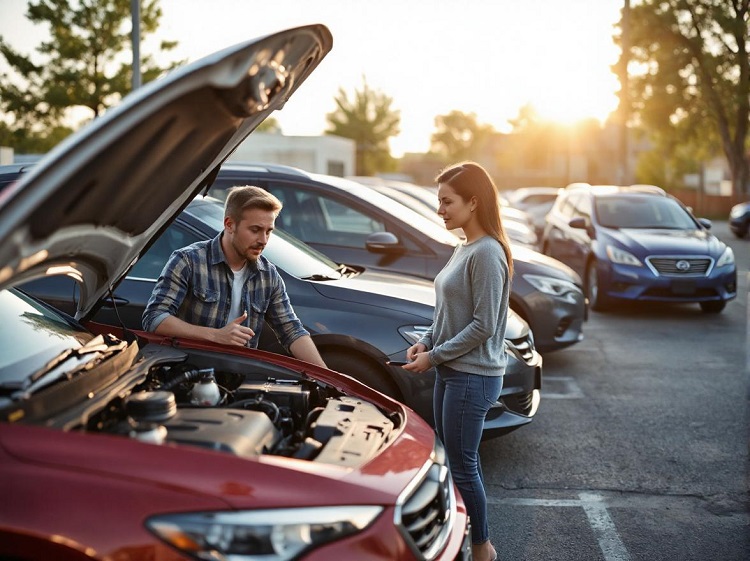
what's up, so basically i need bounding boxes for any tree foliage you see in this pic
[325,78,400,176]
[430,110,494,163]
[0,0,181,151]
[620,0,750,196]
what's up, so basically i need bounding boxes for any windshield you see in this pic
[195,198,344,279]
[0,288,92,385]
[595,195,698,229]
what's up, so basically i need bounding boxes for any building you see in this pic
[227,132,355,176]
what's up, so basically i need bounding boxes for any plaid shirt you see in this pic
[142,233,308,350]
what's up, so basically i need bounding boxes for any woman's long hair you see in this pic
[436,161,514,278]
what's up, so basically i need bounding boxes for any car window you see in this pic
[129,224,205,280]
[525,194,558,205]
[267,185,386,248]
[0,288,91,384]
[595,195,698,229]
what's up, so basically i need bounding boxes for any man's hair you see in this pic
[224,185,283,222]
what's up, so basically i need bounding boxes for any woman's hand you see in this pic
[402,343,432,373]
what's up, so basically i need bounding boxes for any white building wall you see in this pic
[228,133,355,176]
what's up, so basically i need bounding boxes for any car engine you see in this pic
[87,361,397,468]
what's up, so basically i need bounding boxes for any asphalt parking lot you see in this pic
[479,220,749,561]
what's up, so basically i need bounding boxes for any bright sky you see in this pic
[0,0,624,157]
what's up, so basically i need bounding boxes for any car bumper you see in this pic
[483,348,543,439]
[600,262,737,304]
[518,289,586,352]
[729,215,749,235]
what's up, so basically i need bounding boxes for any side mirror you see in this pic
[569,217,595,239]
[365,231,404,254]
[698,218,712,230]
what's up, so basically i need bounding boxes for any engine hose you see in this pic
[160,368,214,392]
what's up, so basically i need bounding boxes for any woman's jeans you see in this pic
[434,364,503,545]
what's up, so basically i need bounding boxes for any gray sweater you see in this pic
[419,235,510,376]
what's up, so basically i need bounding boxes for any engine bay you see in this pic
[86,353,397,468]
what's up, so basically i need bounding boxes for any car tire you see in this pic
[320,350,401,399]
[699,300,726,314]
[733,222,748,238]
[586,260,610,312]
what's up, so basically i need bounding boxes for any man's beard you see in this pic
[232,238,264,262]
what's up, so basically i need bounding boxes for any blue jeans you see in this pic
[434,365,503,545]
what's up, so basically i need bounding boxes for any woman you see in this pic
[403,161,513,561]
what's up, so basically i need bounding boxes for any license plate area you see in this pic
[671,279,697,295]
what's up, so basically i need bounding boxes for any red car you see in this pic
[0,26,470,560]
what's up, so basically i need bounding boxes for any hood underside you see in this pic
[0,25,332,319]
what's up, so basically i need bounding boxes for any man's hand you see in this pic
[214,311,255,346]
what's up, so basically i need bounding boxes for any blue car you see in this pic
[542,184,737,313]
[729,201,750,238]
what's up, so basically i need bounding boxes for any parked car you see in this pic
[0,162,32,199]
[21,195,542,438]
[209,163,586,352]
[541,184,737,313]
[505,186,561,236]
[358,179,539,249]
[350,176,537,229]
[729,200,750,238]
[0,27,474,561]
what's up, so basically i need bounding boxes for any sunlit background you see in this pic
[0,0,623,157]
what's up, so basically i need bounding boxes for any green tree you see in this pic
[0,0,181,151]
[619,0,750,196]
[325,78,400,176]
[430,110,494,163]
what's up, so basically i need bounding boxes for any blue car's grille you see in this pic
[646,257,713,277]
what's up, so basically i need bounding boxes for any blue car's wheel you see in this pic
[586,261,610,312]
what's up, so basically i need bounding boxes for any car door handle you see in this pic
[101,296,130,307]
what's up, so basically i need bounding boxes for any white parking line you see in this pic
[486,493,631,561]
[542,376,585,398]
[579,492,632,561]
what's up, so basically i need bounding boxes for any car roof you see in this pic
[565,184,668,197]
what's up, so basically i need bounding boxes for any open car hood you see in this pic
[0,25,332,319]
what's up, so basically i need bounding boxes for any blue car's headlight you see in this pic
[606,245,643,266]
[146,506,383,560]
[717,247,735,267]
[522,274,581,304]
[399,325,431,345]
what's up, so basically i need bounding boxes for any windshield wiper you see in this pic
[22,334,128,393]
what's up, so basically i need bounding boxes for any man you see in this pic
[142,186,327,368]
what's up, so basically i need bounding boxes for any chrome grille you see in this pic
[396,450,455,560]
[646,256,713,277]
[508,334,535,362]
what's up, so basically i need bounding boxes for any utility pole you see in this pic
[131,0,141,90]
[617,0,630,184]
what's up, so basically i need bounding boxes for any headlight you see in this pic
[522,274,581,304]
[146,506,383,560]
[730,204,748,218]
[717,247,735,267]
[606,245,642,266]
[398,325,431,345]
